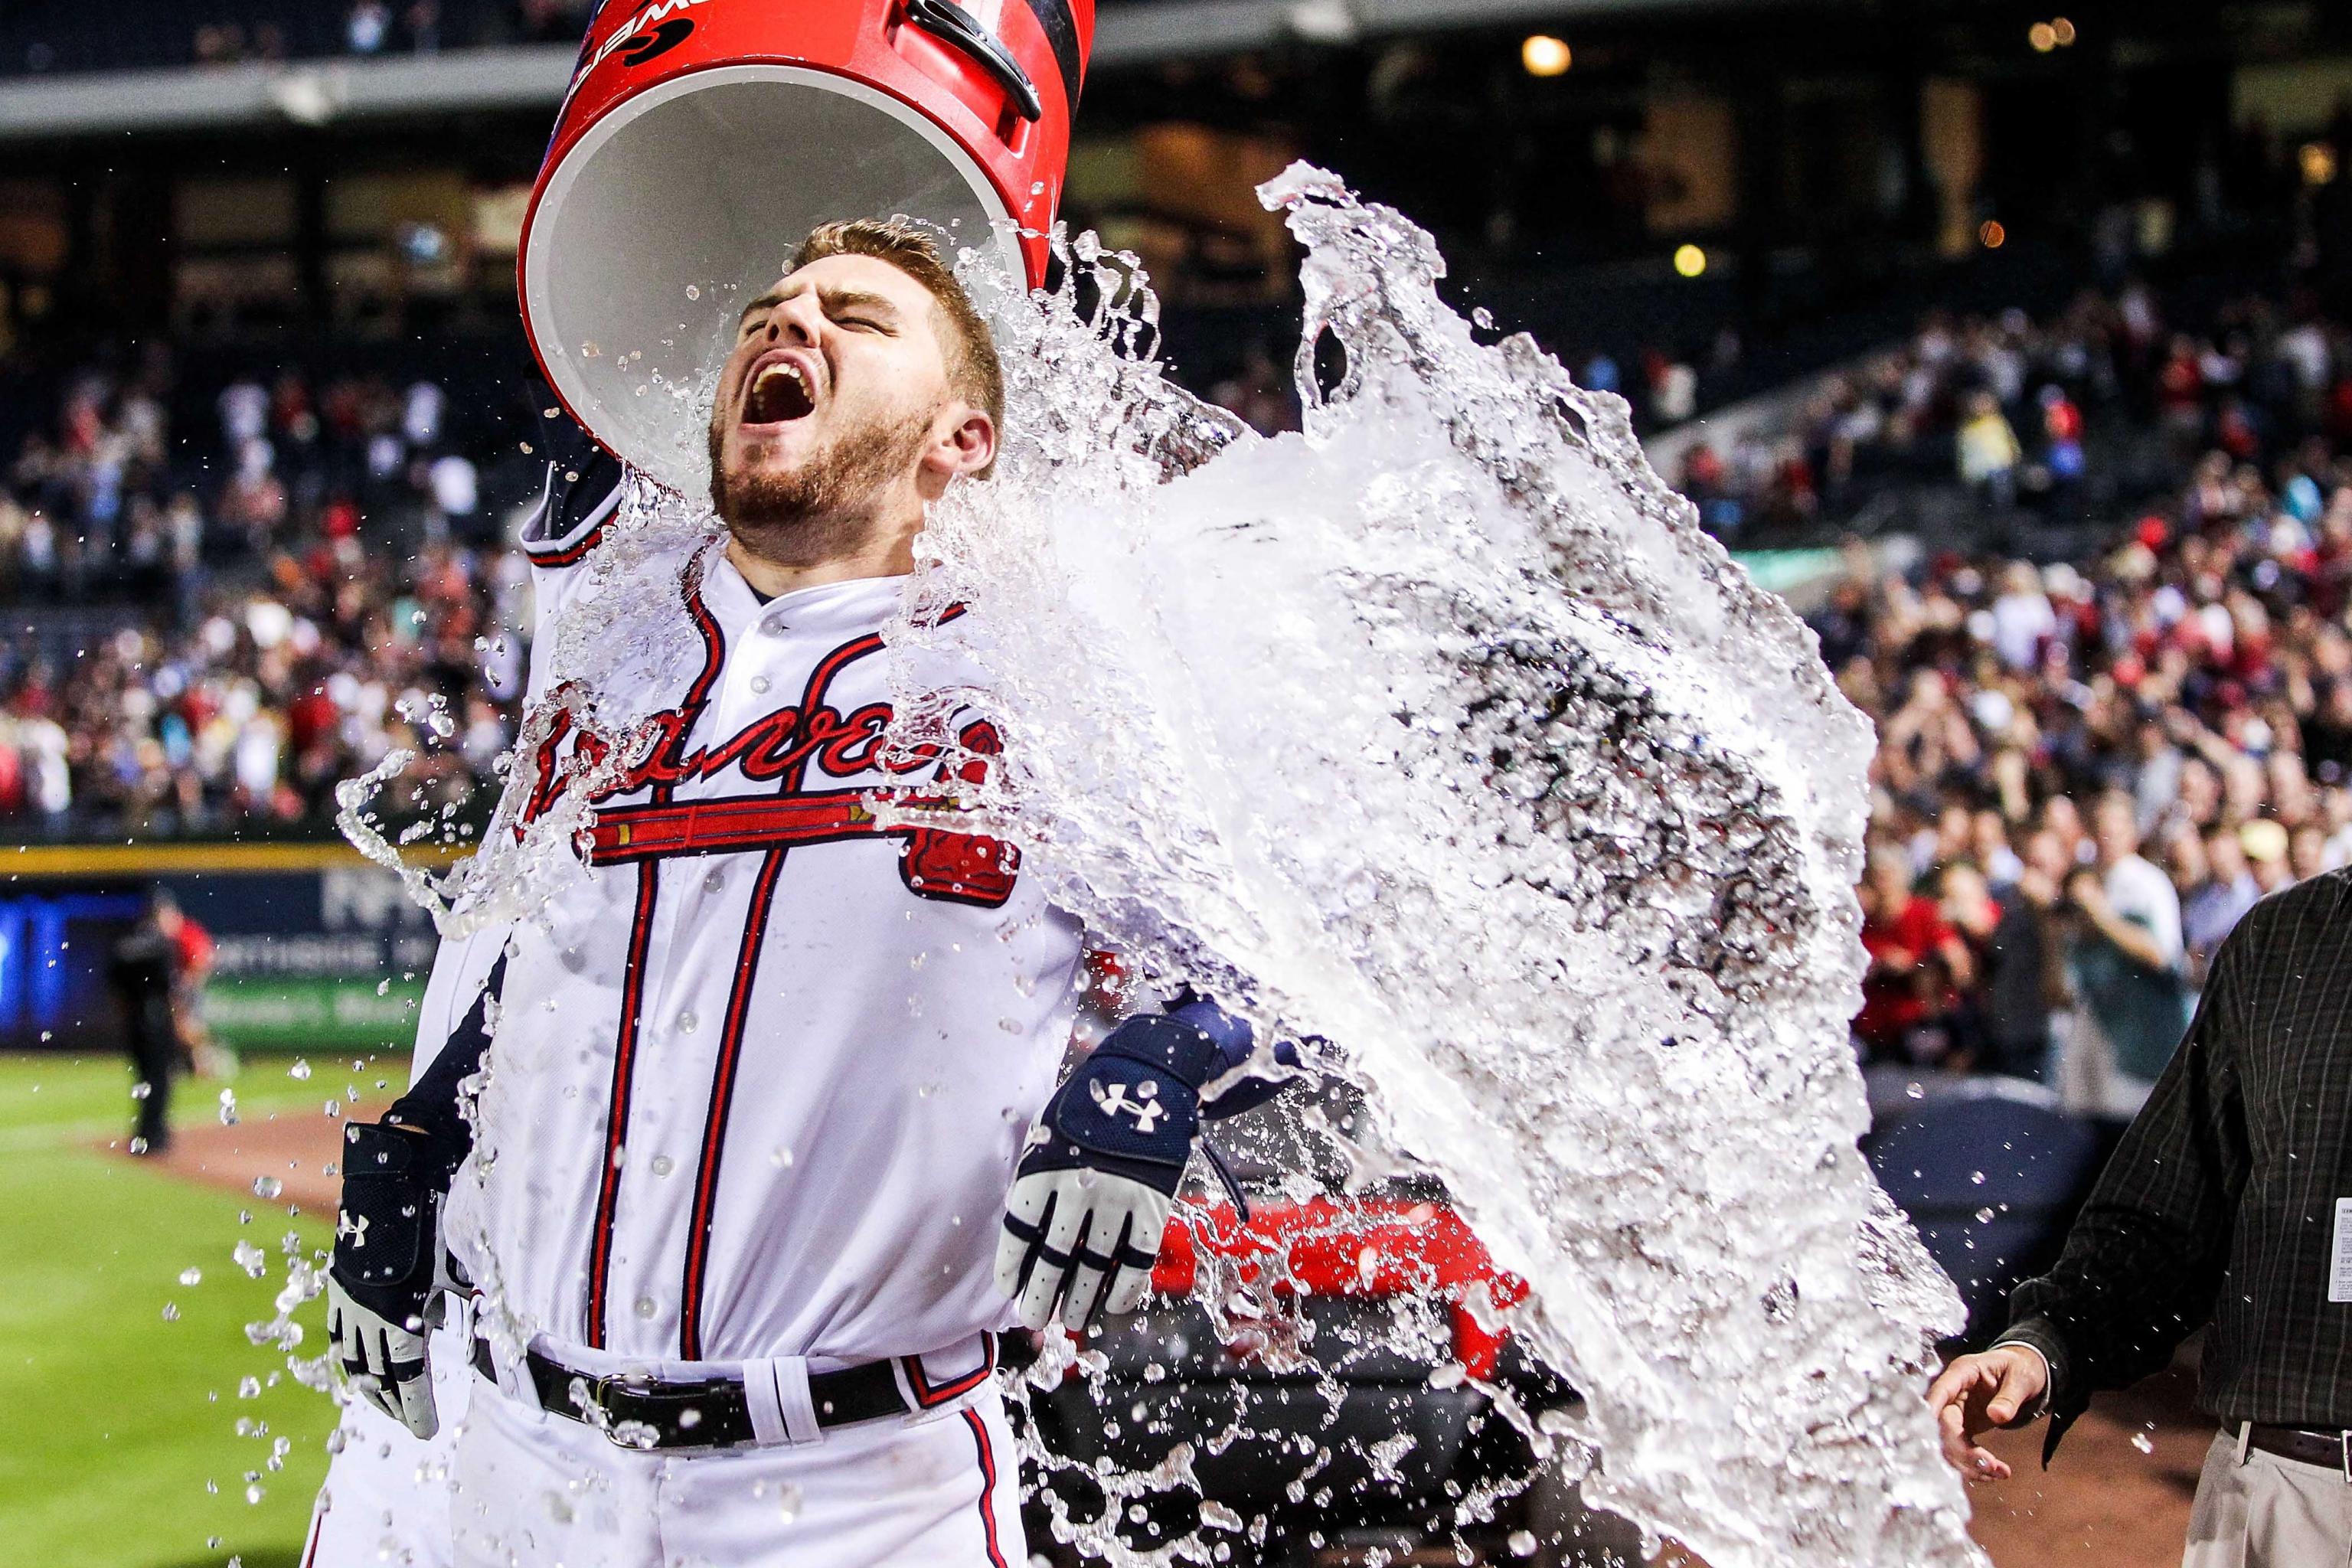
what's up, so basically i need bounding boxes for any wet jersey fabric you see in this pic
[447,521,1086,1370]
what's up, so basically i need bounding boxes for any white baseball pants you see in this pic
[303,1315,472,1567]
[446,1370,1024,1568]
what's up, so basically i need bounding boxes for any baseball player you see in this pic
[322,220,1290,1567]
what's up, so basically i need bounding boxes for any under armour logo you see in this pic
[1089,1077,1164,1135]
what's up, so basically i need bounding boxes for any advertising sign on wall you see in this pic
[0,844,456,1054]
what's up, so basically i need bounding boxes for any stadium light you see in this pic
[1978,219,2007,249]
[1673,243,1706,278]
[1521,34,1570,77]
[2027,22,2056,52]
[2050,17,2076,45]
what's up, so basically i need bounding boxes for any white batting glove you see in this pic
[995,1133,1177,1331]
[328,1275,440,1439]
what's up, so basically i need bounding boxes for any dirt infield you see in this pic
[121,1102,2203,1566]
[126,1097,382,1217]
[1965,1351,2207,1567]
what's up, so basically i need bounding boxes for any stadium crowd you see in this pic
[1679,281,2352,539]
[0,352,524,835]
[1826,280,2352,1109]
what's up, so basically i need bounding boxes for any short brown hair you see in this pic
[787,219,1004,474]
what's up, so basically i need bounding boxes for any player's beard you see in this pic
[709,402,936,563]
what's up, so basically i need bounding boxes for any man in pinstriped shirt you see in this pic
[1928,866,2352,1566]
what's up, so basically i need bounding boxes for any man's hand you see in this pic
[328,1275,440,1439]
[997,1149,1175,1331]
[330,1119,456,1439]
[1926,1344,2050,1481]
[995,1014,1220,1331]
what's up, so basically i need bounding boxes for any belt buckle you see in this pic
[588,1370,654,1450]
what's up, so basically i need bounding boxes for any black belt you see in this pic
[473,1339,913,1450]
[2244,1423,2352,1481]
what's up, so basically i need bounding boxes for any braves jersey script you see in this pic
[445,488,1086,1374]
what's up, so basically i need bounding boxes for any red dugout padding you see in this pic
[1150,1197,1534,1382]
[521,0,1094,495]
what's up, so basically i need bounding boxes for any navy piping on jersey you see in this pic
[583,550,727,1349]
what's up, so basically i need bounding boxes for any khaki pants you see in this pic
[2183,1426,2352,1568]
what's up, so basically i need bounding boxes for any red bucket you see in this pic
[519,0,1093,493]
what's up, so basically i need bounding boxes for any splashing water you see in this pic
[339,165,1978,1566]
[877,165,1978,1566]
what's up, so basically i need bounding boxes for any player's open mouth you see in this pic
[741,359,816,426]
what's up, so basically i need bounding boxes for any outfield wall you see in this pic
[0,843,458,1055]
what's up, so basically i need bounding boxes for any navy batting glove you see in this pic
[995,1014,1222,1331]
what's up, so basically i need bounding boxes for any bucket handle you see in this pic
[903,0,1044,122]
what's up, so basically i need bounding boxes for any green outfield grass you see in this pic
[0,1054,343,1568]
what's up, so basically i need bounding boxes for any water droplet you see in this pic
[1975,1207,1995,1223]
[179,1266,203,1286]
[1970,1171,1987,1185]
[2131,1431,2154,1455]
[686,284,701,300]
[252,1177,283,1200]
[288,1058,312,1080]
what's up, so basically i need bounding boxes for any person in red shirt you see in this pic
[1856,842,1975,1062]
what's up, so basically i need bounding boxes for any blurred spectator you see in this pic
[2243,818,2294,895]
[2059,792,2188,1117]
[2177,824,2257,985]
[1857,842,1973,1063]
[1941,828,2066,1080]
[1956,390,2023,508]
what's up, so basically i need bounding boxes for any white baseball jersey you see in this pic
[446,497,1086,1372]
